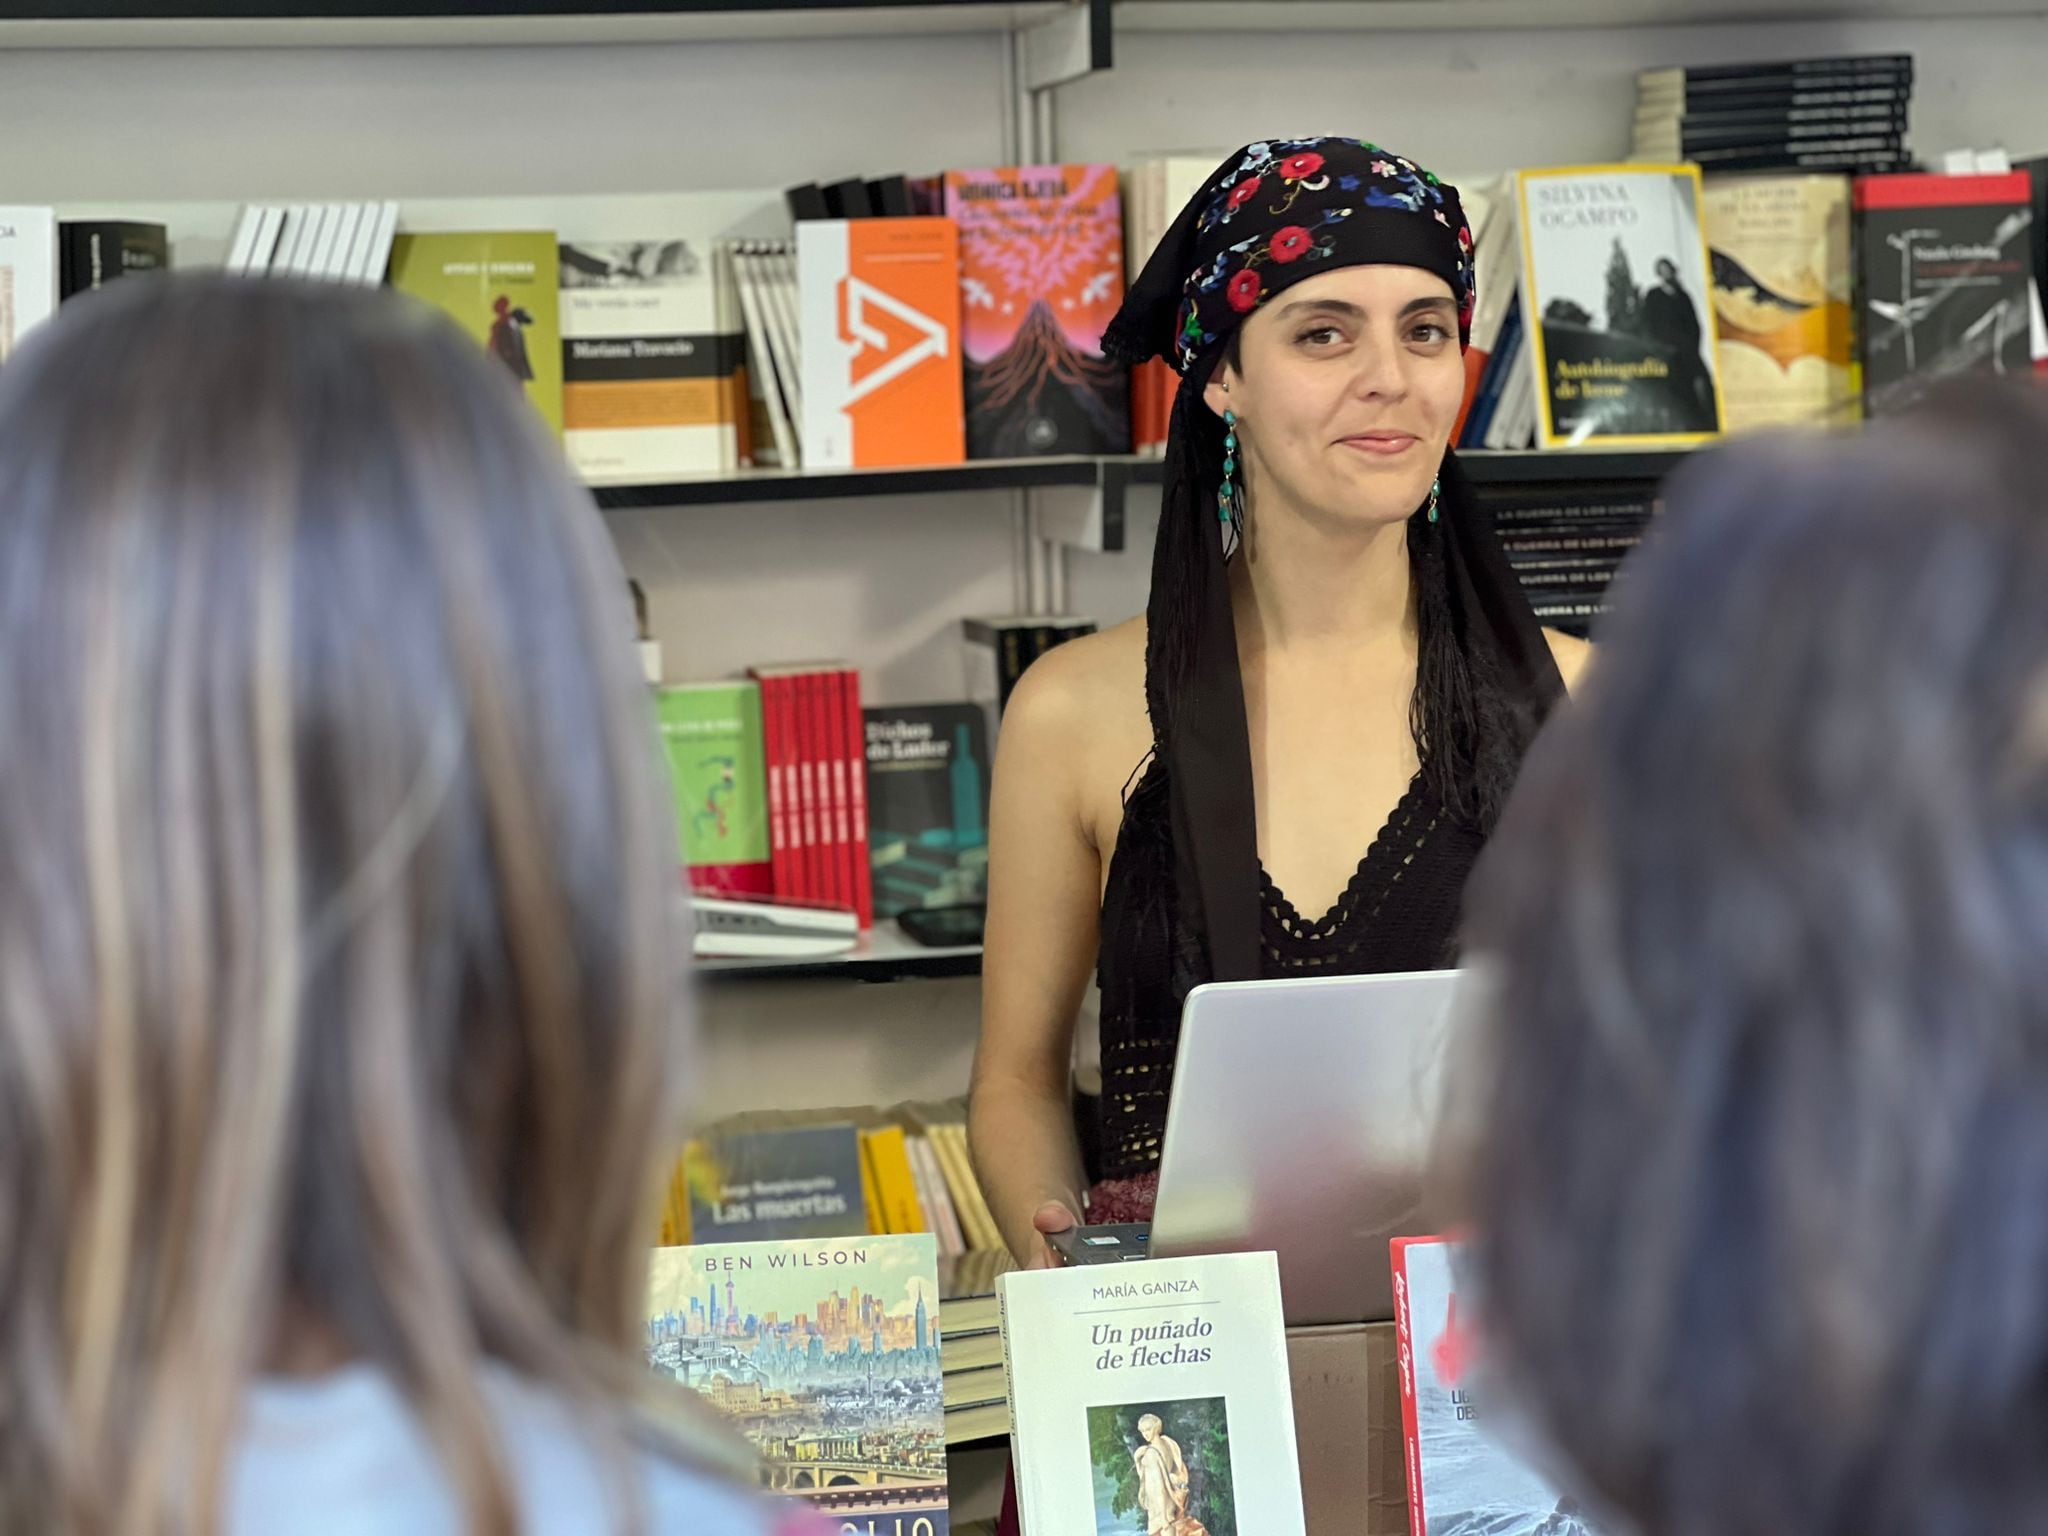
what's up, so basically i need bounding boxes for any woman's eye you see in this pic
[1410,322,1451,344]
[1298,326,1342,347]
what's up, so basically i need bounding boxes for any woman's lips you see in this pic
[1339,432,1419,458]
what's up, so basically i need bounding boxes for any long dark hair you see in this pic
[1458,379,2048,1536]
[0,275,738,1533]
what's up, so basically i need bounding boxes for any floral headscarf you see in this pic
[1104,137,1476,376]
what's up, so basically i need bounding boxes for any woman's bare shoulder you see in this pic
[1002,615,1148,735]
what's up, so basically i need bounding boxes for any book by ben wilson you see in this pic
[1516,165,1726,448]
[864,706,989,922]
[944,164,1132,458]
[1392,1237,1602,1536]
[1853,170,2032,418]
[999,1252,1305,1536]
[647,1234,949,1535]
[388,230,564,435]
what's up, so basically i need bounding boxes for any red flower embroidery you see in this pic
[1280,151,1326,180]
[1226,269,1262,312]
[1227,177,1261,210]
[1268,226,1312,264]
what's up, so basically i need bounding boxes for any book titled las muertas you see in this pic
[1516,165,1725,448]
[648,1234,949,1535]
[999,1252,1305,1536]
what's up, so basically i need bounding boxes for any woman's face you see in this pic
[1203,263,1465,531]
[1141,1422,1161,1443]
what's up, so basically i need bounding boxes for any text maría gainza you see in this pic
[1533,180,1642,231]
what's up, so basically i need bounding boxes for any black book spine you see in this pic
[822,179,876,219]
[868,176,913,217]
[1651,99,1909,130]
[1670,55,1914,88]
[1697,148,1911,173]
[1683,132,1905,159]
[1658,111,1908,145]
[785,183,830,222]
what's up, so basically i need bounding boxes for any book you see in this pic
[798,217,966,469]
[864,705,991,922]
[941,1330,1004,1375]
[999,1252,1307,1536]
[862,1125,929,1236]
[1516,165,1725,448]
[908,1135,966,1258]
[1123,156,1219,456]
[60,220,167,299]
[387,230,563,435]
[1638,55,1913,97]
[560,237,746,480]
[945,164,1131,458]
[841,669,875,928]
[1855,170,2033,417]
[683,1123,871,1243]
[730,240,799,468]
[943,1364,1007,1411]
[1393,1236,1600,1536]
[0,208,59,363]
[656,682,772,899]
[647,1234,949,1533]
[962,615,1095,725]
[1702,175,1858,431]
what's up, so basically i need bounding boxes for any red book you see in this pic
[793,673,822,903]
[803,670,839,910]
[748,670,795,901]
[841,669,874,927]
[824,671,852,913]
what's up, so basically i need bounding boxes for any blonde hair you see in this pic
[0,276,738,1533]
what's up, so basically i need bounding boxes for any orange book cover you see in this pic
[798,217,965,468]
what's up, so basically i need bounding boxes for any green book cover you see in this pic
[658,682,771,898]
[864,704,990,921]
[387,230,564,435]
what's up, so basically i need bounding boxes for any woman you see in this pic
[970,137,1590,1264]
[0,277,805,1534]
[1461,381,2048,1536]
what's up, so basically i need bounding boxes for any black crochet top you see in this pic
[1093,752,1485,1181]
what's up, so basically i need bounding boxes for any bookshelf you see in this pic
[1113,0,2048,29]
[698,922,983,982]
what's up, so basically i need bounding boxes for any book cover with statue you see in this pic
[999,1253,1305,1536]
[647,1234,948,1534]
[1393,1237,1604,1536]
[1515,165,1725,448]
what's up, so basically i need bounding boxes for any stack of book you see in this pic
[1123,154,1224,455]
[1482,483,1657,638]
[1632,54,1914,176]
[938,1248,1013,1446]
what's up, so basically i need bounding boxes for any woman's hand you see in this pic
[1024,1199,1080,1269]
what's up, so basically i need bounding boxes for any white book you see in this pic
[1000,1252,1307,1536]
[0,208,59,364]
[732,243,799,468]
[356,201,400,286]
[304,204,342,281]
[763,239,804,420]
[332,202,374,284]
[245,206,287,275]
[223,205,262,275]
[320,203,364,282]
[293,205,333,278]
[269,206,308,276]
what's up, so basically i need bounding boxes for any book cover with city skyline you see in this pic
[647,1234,949,1535]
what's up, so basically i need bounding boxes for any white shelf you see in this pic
[696,921,982,981]
[0,1,1076,49]
[1114,0,2048,31]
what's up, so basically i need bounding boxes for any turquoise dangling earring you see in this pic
[1427,475,1441,524]
[1220,409,1241,525]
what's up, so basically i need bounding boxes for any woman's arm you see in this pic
[969,653,1109,1268]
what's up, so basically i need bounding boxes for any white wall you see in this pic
[3,13,2042,1117]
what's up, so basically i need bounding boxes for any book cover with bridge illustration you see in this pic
[647,1234,949,1535]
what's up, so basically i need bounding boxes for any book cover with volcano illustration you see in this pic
[944,165,1131,458]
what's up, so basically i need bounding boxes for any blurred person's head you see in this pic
[0,276,722,1530]
[1459,379,2048,1536]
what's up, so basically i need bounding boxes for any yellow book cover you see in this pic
[1516,164,1726,449]
[931,1124,1003,1252]
[865,1125,927,1235]
[857,1129,886,1234]
[388,230,564,436]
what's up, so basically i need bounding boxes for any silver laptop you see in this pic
[1148,968,1470,1327]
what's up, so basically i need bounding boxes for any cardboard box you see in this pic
[1287,1322,1409,1536]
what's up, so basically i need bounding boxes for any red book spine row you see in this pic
[750,665,873,924]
